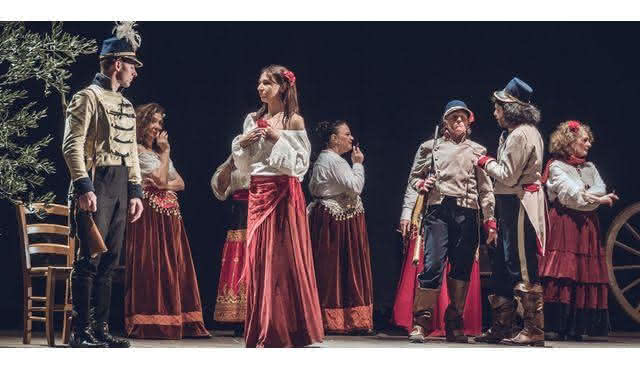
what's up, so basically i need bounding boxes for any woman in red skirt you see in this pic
[231,65,324,347]
[308,120,374,334]
[540,120,618,340]
[211,155,250,336]
[124,103,210,339]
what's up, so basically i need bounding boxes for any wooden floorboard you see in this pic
[1,329,639,348]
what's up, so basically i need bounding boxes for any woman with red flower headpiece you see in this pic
[124,103,210,339]
[540,120,618,340]
[231,65,324,347]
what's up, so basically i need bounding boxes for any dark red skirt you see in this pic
[124,189,210,339]
[214,194,248,324]
[391,237,482,336]
[538,202,609,336]
[244,176,324,348]
[309,204,373,333]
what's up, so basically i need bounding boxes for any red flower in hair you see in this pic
[567,120,581,132]
[282,70,296,85]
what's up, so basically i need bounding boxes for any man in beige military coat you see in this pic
[407,100,497,344]
[474,77,547,346]
[62,22,144,348]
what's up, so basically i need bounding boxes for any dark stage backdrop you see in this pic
[1,22,639,332]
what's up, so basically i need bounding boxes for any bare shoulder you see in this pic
[287,114,305,130]
[137,144,150,154]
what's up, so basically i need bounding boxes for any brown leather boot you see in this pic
[501,282,545,346]
[444,278,469,343]
[474,294,515,344]
[409,285,440,343]
[408,325,425,343]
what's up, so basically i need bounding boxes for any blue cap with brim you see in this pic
[494,77,532,105]
[442,99,473,122]
[100,36,143,67]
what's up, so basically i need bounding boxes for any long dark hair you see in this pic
[135,102,165,149]
[492,96,542,127]
[254,65,299,126]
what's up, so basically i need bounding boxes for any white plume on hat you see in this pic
[112,21,142,51]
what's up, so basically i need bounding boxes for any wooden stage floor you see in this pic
[2,329,639,348]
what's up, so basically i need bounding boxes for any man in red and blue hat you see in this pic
[62,22,144,348]
[474,77,547,346]
[406,100,496,343]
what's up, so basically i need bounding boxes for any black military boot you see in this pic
[93,322,131,348]
[69,272,107,348]
[92,268,130,347]
[69,325,109,348]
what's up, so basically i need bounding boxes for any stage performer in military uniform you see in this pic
[474,77,547,346]
[408,100,496,344]
[62,22,144,348]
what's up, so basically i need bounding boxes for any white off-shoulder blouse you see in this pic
[231,114,311,181]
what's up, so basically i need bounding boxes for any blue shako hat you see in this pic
[100,21,143,67]
[494,77,533,105]
[442,99,473,122]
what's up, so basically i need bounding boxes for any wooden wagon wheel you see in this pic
[605,201,640,325]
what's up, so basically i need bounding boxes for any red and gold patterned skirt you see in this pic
[214,191,248,323]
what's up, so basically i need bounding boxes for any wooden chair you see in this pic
[16,203,75,347]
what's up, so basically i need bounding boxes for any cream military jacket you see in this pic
[484,124,544,195]
[408,136,495,221]
[483,123,547,254]
[62,73,142,198]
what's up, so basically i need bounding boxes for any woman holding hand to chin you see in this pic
[124,103,210,339]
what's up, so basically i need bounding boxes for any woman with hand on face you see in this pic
[231,65,323,348]
[540,120,617,341]
[308,120,374,335]
[124,103,210,339]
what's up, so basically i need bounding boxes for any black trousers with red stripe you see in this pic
[488,194,540,299]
